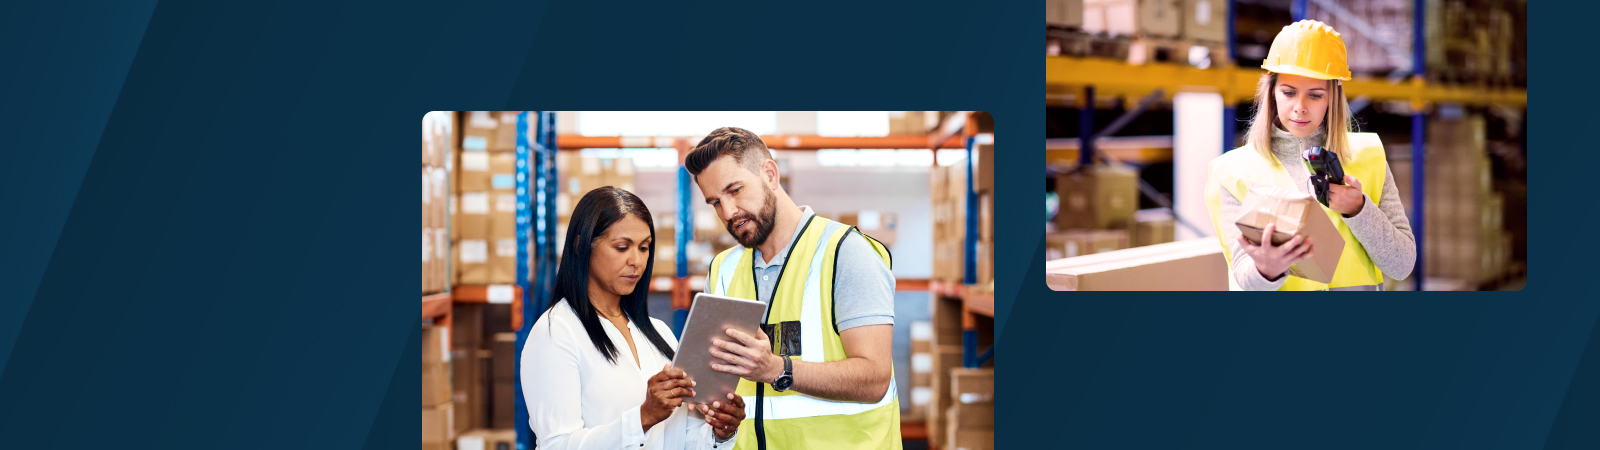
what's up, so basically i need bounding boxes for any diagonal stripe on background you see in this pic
[0,0,551,447]
[1542,312,1600,449]
[0,0,161,382]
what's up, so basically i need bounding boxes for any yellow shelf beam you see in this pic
[1046,56,1526,107]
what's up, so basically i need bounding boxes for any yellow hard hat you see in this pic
[1261,20,1352,81]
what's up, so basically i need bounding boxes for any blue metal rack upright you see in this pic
[512,111,558,450]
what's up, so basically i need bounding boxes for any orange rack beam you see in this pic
[556,134,970,150]
[422,292,452,319]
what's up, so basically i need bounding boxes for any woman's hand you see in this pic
[1327,175,1365,216]
[697,393,746,441]
[1239,222,1314,280]
[641,364,695,433]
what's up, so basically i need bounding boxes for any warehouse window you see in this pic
[816,111,890,137]
[577,148,679,168]
[577,111,777,136]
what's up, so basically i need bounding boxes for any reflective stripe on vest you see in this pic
[1204,132,1389,290]
[747,378,898,420]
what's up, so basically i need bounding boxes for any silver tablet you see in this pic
[671,292,768,405]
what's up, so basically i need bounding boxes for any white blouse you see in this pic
[522,299,734,449]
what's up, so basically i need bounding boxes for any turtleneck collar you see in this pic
[1270,123,1327,160]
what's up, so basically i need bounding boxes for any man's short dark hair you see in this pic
[685,127,772,177]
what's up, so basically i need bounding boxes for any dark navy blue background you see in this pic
[0,0,1586,449]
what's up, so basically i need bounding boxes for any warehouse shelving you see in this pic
[926,111,996,370]
[1047,0,1526,291]
[558,129,974,335]
[422,292,452,320]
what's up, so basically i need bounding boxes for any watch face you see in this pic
[775,376,792,390]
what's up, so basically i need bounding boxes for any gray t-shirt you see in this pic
[749,206,896,331]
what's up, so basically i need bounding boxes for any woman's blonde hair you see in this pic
[1242,72,1355,164]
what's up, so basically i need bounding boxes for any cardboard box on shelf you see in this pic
[422,324,450,365]
[456,239,490,285]
[927,345,965,441]
[945,426,995,450]
[452,303,485,348]
[912,351,933,388]
[451,349,485,433]
[950,368,994,403]
[1045,238,1228,291]
[493,111,520,150]
[1129,208,1176,247]
[888,111,927,135]
[1056,164,1139,230]
[422,402,455,450]
[458,192,492,240]
[973,141,993,194]
[836,210,899,247]
[423,356,451,406]
[905,385,930,422]
[1181,0,1228,43]
[491,379,516,429]
[491,333,516,381]
[461,111,500,153]
[457,429,516,450]
[459,153,493,192]
[930,296,964,347]
[1048,0,1085,29]
[1045,229,1130,260]
[1234,186,1346,284]
[1083,0,1182,38]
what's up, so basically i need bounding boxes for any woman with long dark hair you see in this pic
[522,186,744,449]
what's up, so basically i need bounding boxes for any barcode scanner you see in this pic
[1302,146,1344,207]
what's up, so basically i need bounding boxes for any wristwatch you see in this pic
[771,355,794,392]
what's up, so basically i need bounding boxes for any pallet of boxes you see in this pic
[423,112,452,299]
[454,111,524,286]
[1422,115,1513,290]
[1046,162,1229,291]
[449,111,527,446]
[422,323,454,450]
[422,112,454,450]
[1075,0,1230,67]
[449,299,519,447]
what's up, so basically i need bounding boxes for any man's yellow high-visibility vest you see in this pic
[1204,132,1390,290]
[706,214,900,449]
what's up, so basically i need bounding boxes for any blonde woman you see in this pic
[1205,20,1416,291]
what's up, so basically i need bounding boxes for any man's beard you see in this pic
[727,189,778,248]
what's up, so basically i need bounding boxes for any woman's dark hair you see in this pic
[545,186,675,364]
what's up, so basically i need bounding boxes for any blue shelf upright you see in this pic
[512,111,558,450]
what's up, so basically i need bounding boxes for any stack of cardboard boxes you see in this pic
[1049,164,1137,260]
[926,312,965,448]
[453,111,524,285]
[931,142,993,285]
[945,368,995,450]
[1423,116,1511,287]
[422,324,455,450]
[833,211,900,247]
[451,303,518,447]
[888,111,930,135]
[1079,0,1232,66]
[423,111,453,295]
[553,153,637,258]
[906,321,934,422]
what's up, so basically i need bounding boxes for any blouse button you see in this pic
[763,276,769,281]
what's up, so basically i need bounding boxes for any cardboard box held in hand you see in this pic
[1234,186,1345,284]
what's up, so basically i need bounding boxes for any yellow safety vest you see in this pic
[706,215,900,450]
[1204,132,1389,290]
